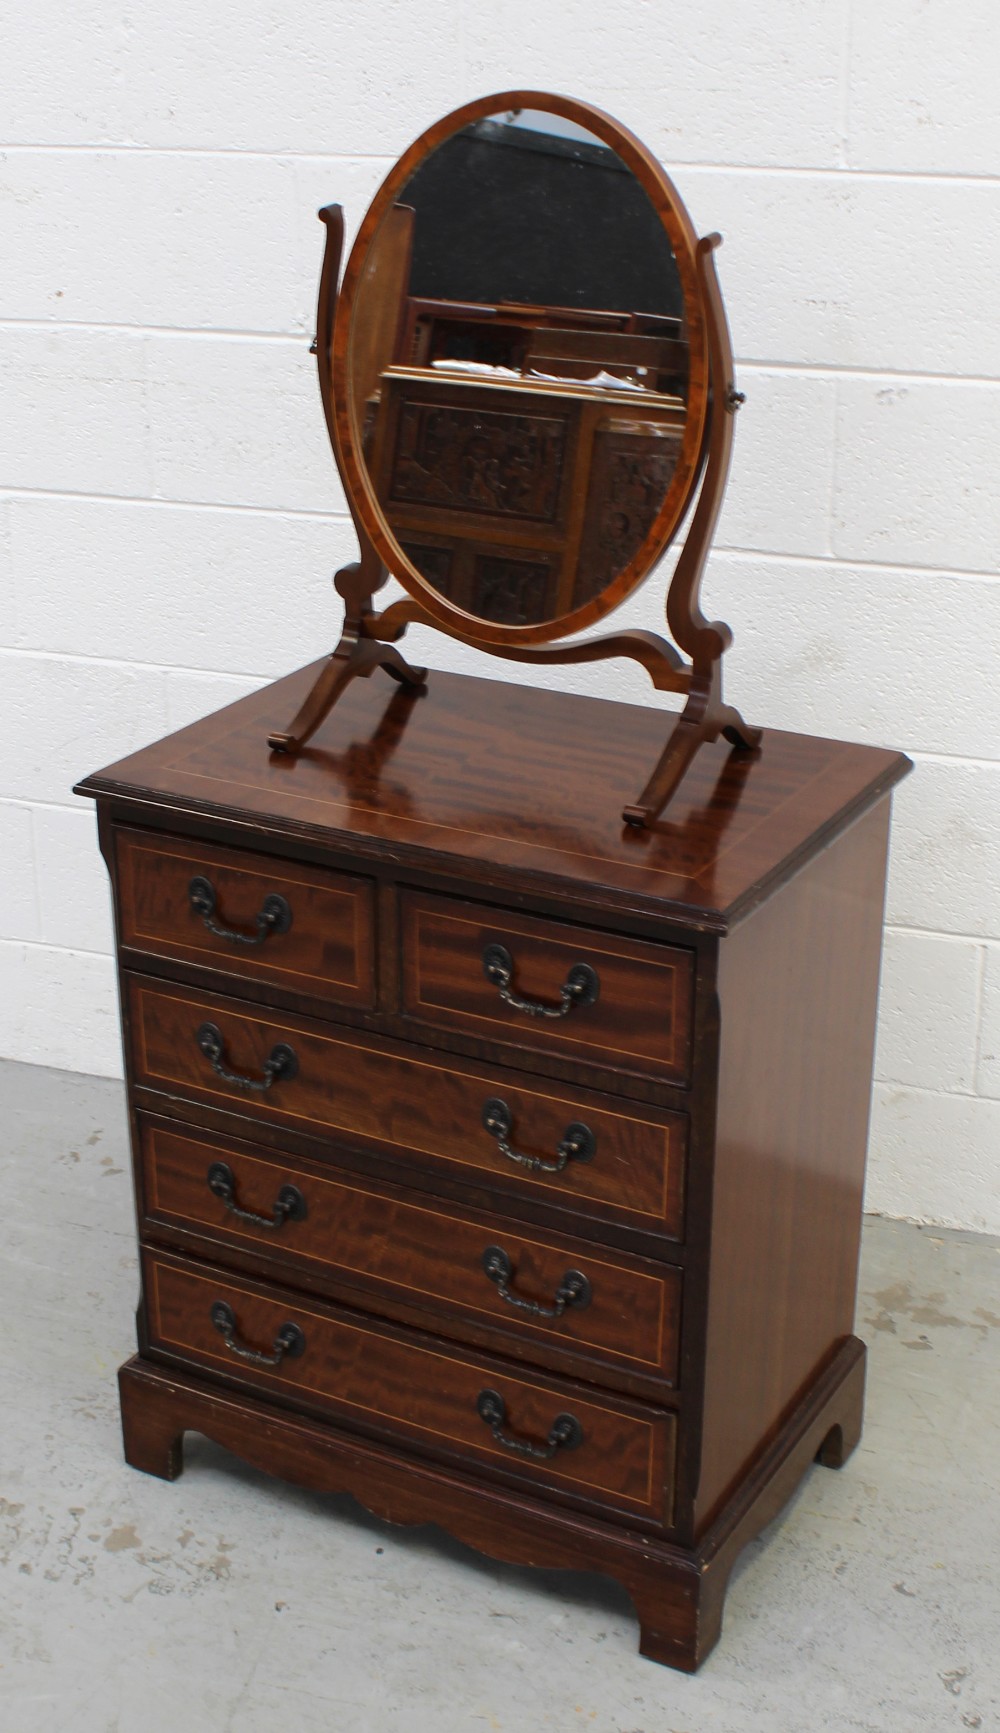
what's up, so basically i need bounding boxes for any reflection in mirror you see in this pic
[349,110,690,628]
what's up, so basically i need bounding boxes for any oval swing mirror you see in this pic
[336,93,710,641]
[270,91,759,829]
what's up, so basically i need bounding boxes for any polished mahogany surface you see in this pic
[138,1119,682,1393]
[400,890,693,1082]
[126,976,686,1238]
[78,661,909,929]
[79,661,908,1671]
[115,827,376,1006]
[143,1248,675,1525]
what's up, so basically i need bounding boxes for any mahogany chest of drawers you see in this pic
[76,662,909,1670]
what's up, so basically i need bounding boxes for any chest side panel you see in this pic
[694,798,892,1534]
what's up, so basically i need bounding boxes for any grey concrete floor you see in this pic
[0,1060,997,1733]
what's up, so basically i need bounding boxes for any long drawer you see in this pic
[126,978,687,1238]
[401,891,694,1086]
[115,827,376,1009]
[143,1248,676,1526]
[138,1117,682,1392]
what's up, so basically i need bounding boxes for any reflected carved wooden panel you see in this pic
[576,425,682,606]
[472,554,557,625]
[389,402,568,523]
[400,542,455,596]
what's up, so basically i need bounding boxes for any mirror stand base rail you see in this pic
[267,588,760,829]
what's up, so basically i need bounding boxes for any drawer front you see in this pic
[144,1250,674,1523]
[115,828,376,1008]
[128,980,686,1236]
[401,893,694,1085]
[140,1120,682,1387]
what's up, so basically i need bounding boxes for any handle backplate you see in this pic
[196,1022,298,1093]
[207,1160,307,1229]
[475,1388,583,1460]
[189,874,292,947]
[482,1245,592,1319]
[482,1097,595,1174]
[482,942,599,1019]
[209,1299,306,1367]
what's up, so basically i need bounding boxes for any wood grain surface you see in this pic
[118,1336,865,1670]
[76,659,908,1670]
[139,1118,682,1391]
[401,890,693,1082]
[694,802,891,1531]
[126,977,687,1234]
[142,1248,676,1525]
[115,826,375,1007]
[77,663,910,929]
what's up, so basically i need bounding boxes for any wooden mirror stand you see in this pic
[268,96,761,827]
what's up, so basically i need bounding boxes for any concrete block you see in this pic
[0,651,169,805]
[0,151,302,333]
[868,1083,1000,1235]
[677,170,1000,376]
[715,371,836,557]
[705,557,1000,761]
[467,0,850,167]
[0,941,123,1075]
[0,803,40,942]
[145,335,339,513]
[116,2,469,155]
[976,944,1000,1101]
[33,805,115,955]
[0,328,153,497]
[8,497,357,677]
[0,497,12,642]
[875,930,982,1094]
[833,379,1000,573]
[849,0,1000,173]
[1,2,132,145]
[885,760,1000,941]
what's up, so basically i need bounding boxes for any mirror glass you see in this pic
[348,108,690,629]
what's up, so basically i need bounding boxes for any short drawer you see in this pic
[127,980,686,1238]
[143,1249,676,1525]
[400,892,694,1085]
[139,1119,682,1390]
[115,828,375,1008]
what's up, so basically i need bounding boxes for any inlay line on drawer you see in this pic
[400,892,694,1084]
[127,980,686,1235]
[140,1120,682,1379]
[145,1251,673,1521]
[115,828,376,1007]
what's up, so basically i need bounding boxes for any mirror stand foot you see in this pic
[721,708,763,753]
[622,684,761,829]
[267,634,426,755]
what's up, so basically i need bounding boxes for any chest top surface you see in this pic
[77,662,910,931]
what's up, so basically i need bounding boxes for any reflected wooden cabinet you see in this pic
[77,664,909,1670]
[366,366,683,622]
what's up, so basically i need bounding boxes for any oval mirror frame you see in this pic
[331,90,710,648]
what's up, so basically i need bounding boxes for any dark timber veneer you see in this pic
[77,663,909,1670]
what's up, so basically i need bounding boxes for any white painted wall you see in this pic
[2,1,998,1232]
